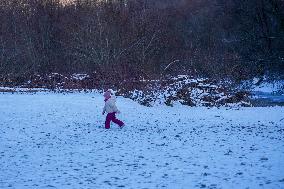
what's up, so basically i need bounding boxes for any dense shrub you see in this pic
[0,0,283,83]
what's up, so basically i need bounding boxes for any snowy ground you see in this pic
[0,92,284,189]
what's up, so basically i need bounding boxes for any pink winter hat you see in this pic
[103,89,112,99]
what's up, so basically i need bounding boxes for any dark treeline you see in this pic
[0,0,283,83]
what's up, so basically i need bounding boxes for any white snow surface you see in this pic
[251,79,284,94]
[0,92,284,189]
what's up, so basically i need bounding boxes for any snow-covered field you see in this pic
[0,92,284,189]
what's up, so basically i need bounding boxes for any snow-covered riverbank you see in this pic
[0,92,284,189]
[250,80,284,106]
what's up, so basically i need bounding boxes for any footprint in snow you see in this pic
[260,157,268,161]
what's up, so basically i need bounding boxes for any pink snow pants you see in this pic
[105,112,124,129]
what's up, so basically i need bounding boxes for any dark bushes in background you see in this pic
[0,0,283,84]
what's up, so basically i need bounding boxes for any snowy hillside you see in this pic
[3,74,284,107]
[0,92,283,189]
[1,74,252,107]
[118,75,250,107]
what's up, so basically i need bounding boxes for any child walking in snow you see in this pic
[102,89,125,129]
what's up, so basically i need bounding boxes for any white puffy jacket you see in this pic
[103,97,120,114]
